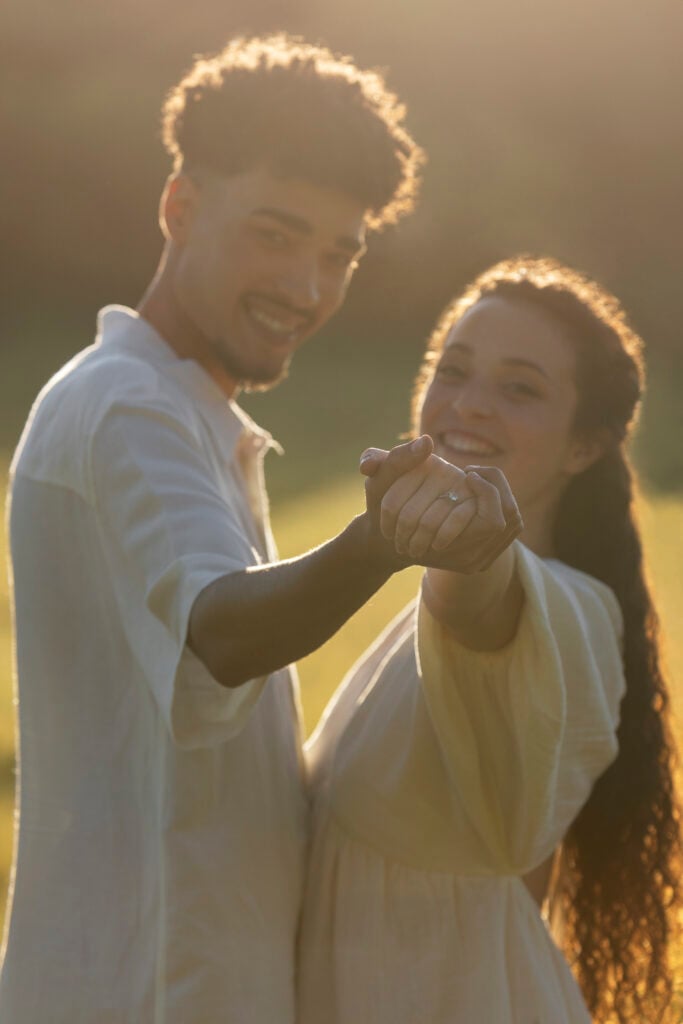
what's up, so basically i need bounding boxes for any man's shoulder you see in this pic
[11,338,197,494]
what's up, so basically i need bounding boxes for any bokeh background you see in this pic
[1,0,682,967]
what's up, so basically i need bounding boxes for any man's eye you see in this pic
[255,226,289,247]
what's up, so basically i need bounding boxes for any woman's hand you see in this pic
[361,436,522,573]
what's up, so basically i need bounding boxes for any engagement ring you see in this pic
[437,490,461,504]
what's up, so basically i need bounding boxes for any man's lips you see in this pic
[243,295,314,340]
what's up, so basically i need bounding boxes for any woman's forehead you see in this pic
[444,294,577,372]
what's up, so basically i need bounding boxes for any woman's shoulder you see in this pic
[511,543,623,651]
[542,556,623,638]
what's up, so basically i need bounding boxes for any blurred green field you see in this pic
[0,466,681,942]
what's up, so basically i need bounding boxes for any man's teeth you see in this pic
[442,432,498,456]
[249,308,296,336]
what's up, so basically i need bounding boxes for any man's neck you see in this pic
[137,263,239,400]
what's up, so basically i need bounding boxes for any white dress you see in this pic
[297,543,625,1024]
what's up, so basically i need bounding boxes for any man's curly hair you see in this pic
[162,34,424,231]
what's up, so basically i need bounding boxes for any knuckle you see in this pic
[382,492,403,519]
[408,534,429,559]
[396,501,420,530]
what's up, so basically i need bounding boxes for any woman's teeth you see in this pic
[441,432,499,456]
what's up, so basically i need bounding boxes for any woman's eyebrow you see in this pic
[443,340,472,355]
[445,342,550,379]
[500,357,550,379]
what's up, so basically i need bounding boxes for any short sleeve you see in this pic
[89,395,268,749]
[416,543,625,872]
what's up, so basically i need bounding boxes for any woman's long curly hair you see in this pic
[411,255,682,1023]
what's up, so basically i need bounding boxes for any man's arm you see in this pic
[189,440,524,688]
[188,438,431,689]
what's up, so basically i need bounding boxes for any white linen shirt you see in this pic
[1,307,307,1023]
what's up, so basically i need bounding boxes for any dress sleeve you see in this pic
[416,542,625,873]
[89,395,268,749]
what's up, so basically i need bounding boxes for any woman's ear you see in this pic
[159,173,200,243]
[565,430,609,476]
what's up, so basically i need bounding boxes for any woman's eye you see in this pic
[437,364,466,381]
[504,380,540,398]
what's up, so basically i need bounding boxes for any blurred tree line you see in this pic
[2,0,682,486]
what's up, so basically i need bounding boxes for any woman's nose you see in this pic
[450,378,494,417]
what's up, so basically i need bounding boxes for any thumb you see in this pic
[370,434,433,490]
[359,448,389,478]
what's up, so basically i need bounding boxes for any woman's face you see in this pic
[419,294,597,553]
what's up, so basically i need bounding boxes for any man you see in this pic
[0,33,428,1023]
[2,33,520,1023]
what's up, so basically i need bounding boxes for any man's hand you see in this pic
[360,437,523,574]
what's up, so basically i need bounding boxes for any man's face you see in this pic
[166,167,368,393]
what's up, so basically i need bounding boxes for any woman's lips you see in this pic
[438,430,502,458]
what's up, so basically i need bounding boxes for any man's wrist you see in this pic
[342,511,408,579]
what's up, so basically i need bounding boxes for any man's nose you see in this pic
[276,256,321,309]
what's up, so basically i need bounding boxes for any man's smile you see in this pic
[243,294,314,343]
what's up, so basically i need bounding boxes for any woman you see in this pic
[297,256,682,1023]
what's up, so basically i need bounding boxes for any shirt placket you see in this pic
[235,431,279,563]
[235,430,306,767]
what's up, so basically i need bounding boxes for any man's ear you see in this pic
[565,430,609,476]
[159,173,200,243]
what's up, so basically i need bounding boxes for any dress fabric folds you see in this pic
[297,544,625,1024]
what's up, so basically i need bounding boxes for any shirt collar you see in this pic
[96,305,282,459]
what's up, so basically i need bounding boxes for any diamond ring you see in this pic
[437,490,461,504]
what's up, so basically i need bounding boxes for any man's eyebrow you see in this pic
[251,207,312,233]
[250,207,366,256]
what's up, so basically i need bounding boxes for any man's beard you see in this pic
[209,337,293,393]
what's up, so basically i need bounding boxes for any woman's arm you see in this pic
[422,542,524,652]
[422,467,524,650]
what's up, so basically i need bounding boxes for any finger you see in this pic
[390,464,469,551]
[364,436,433,526]
[364,435,434,513]
[458,472,522,568]
[359,448,388,478]
[403,497,460,560]
[374,435,433,488]
[425,496,478,553]
[465,471,506,530]
[466,468,523,548]
[429,474,506,570]
[465,466,520,528]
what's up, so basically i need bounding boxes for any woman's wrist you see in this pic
[421,545,523,650]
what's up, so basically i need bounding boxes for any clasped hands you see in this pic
[360,435,523,573]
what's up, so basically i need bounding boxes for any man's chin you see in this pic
[212,344,292,394]
[241,359,292,394]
